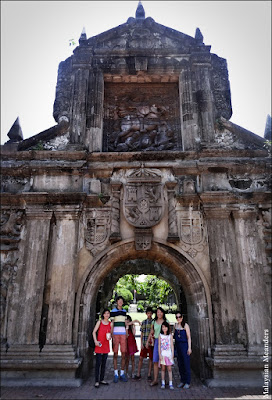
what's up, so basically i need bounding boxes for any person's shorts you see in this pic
[113,334,127,353]
[153,338,159,362]
[140,345,154,359]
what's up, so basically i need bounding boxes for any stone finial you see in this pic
[7,117,23,142]
[195,27,204,44]
[136,1,145,20]
[79,27,87,44]
[264,114,271,141]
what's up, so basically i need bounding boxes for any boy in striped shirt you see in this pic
[110,296,128,382]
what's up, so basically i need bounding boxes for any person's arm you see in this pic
[146,324,154,348]
[92,321,101,347]
[128,319,141,326]
[185,323,192,355]
[158,334,162,361]
[132,324,136,336]
[170,334,174,360]
[140,331,144,349]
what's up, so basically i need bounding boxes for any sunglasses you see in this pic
[176,315,182,319]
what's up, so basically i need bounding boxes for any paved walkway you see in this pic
[1,354,264,400]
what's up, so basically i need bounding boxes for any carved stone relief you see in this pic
[0,210,25,344]
[123,168,164,228]
[177,207,206,258]
[85,209,111,256]
[103,83,180,152]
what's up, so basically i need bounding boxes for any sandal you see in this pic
[150,381,158,387]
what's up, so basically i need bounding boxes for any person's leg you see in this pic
[95,353,102,383]
[137,356,143,376]
[161,365,165,388]
[131,355,135,376]
[121,352,126,371]
[113,352,118,370]
[150,338,159,385]
[148,358,152,377]
[167,365,173,384]
[153,362,159,383]
[183,345,191,385]
[125,354,129,374]
[100,354,108,382]
[177,343,186,383]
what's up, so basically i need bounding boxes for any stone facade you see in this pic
[1,3,271,388]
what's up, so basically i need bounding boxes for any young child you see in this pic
[158,321,174,390]
[135,306,154,381]
[125,315,139,378]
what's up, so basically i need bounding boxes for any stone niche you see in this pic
[103,82,181,152]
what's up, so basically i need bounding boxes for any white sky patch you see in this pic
[1,1,271,143]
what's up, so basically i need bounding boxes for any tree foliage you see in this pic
[112,274,174,306]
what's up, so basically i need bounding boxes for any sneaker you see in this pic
[177,382,184,388]
[113,374,119,383]
[169,385,174,390]
[161,384,165,389]
[183,383,190,389]
[120,373,128,382]
[99,380,109,385]
[94,382,99,388]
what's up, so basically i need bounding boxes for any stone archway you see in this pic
[74,239,213,381]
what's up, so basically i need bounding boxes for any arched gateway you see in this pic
[75,239,213,380]
[1,2,270,389]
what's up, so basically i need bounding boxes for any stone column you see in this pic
[179,67,199,150]
[192,62,215,144]
[232,208,271,355]
[7,209,52,345]
[204,207,247,346]
[109,182,122,243]
[166,181,179,242]
[46,210,79,345]
[85,69,104,152]
[71,68,89,145]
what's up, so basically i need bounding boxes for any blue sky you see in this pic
[1,1,271,143]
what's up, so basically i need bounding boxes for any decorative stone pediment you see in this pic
[87,19,203,54]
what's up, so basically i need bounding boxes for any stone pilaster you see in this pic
[204,206,247,346]
[232,208,271,355]
[179,68,199,150]
[166,181,179,242]
[45,210,79,345]
[86,69,104,152]
[70,68,89,145]
[6,209,52,345]
[192,61,215,144]
[109,182,122,243]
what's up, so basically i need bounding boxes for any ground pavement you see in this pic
[1,354,265,400]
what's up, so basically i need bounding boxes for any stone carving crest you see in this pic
[178,209,206,257]
[85,210,111,256]
[123,168,164,228]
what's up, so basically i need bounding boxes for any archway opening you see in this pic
[75,240,213,382]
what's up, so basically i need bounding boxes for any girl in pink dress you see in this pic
[158,321,174,390]
[125,315,139,378]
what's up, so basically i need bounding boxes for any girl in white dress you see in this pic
[158,321,174,390]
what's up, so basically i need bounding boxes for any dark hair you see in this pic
[155,307,166,321]
[101,308,110,320]
[175,311,186,328]
[126,314,133,332]
[116,296,124,302]
[160,321,171,335]
[146,306,153,314]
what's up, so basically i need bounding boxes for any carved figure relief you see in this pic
[178,209,206,257]
[123,168,164,228]
[103,83,180,152]
[85,210,111,256]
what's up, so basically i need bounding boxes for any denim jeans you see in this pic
[95,353,108,382]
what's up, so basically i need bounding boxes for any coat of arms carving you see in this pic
[123,168,164,228]
[178,210,206,257]
[85,210,111,255]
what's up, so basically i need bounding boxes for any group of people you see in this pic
[92,296,192,390]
